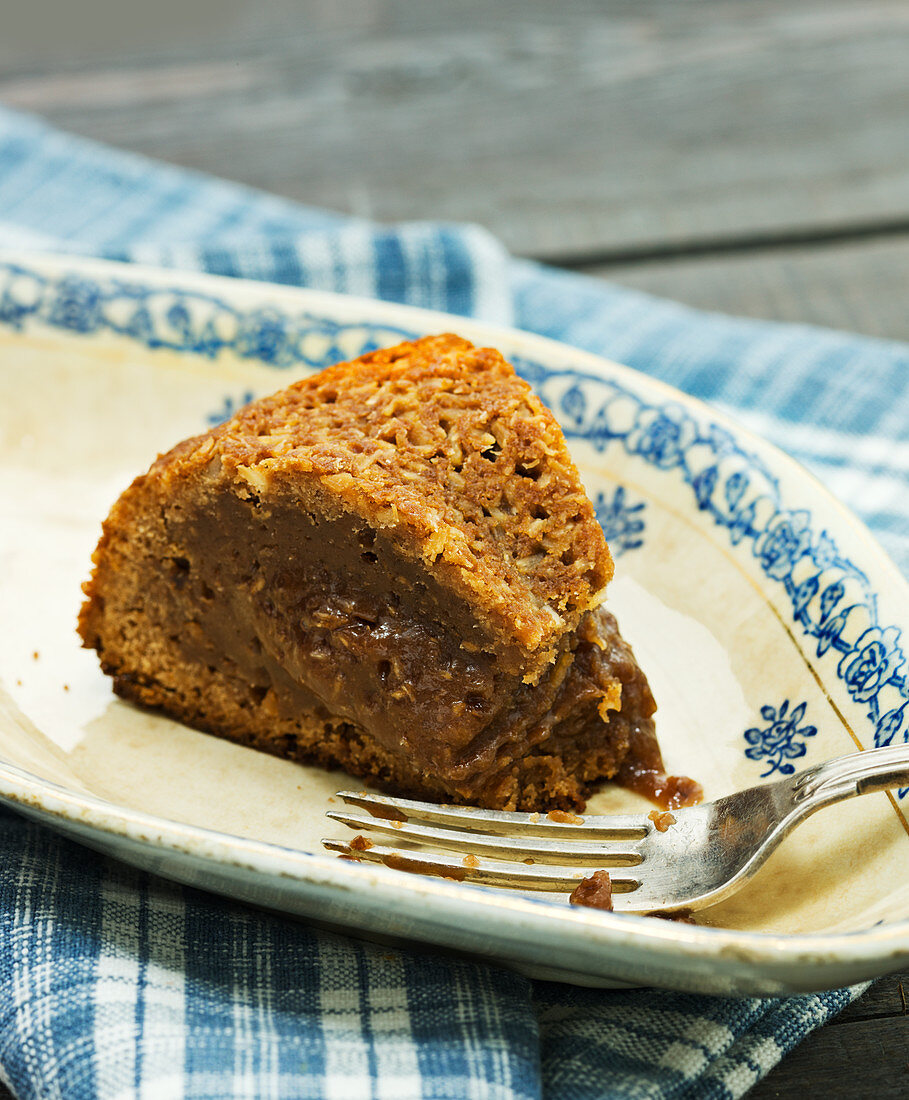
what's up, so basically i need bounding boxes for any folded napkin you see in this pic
[0,105,904,1100]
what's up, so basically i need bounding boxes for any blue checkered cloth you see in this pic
[0,105,903,1100]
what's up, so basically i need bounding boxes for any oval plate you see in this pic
[1,250,907,995]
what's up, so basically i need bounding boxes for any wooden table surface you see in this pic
[2,2,907,1096]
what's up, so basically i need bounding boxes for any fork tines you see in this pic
[322,790,653,893]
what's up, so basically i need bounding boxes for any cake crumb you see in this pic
[569,870,613,911]
[648,810,676,832]
[32,651,39,661]
[349,834,373,852]
[548,809,584,825]
[63,684,70,692]
[462,854,480,869]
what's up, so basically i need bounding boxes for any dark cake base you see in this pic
[102,605,656,812]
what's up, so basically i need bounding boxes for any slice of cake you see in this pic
[78,334,698,811]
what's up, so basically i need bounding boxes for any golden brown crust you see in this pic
[117,335,612,679]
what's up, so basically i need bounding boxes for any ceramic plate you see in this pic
[1,251,907,996]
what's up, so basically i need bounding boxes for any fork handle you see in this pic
[794,744,909,808]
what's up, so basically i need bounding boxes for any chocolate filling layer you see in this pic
[165,490,519,771]
[117,484,665,805]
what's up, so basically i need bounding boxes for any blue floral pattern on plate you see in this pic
[1,260,906,796]
[0,263,412,366]
[744,700,818,778]
[594,486,646,556]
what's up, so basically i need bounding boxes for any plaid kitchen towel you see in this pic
[0,104,904,1100]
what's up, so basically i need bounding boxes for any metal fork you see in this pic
[323,745,909,912]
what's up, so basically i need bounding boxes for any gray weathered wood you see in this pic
[752,992,909,1098]
[589,233,909,341]
[833,973,907,1024]
[3,0,909,261]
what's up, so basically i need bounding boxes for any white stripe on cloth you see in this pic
[250,919,282,1100]
[229,917,258,1100]
[450,964,512,1100]
[92,868,186,1100]
[724,406,909,480]
[93,866,141,1099]
[318,937,374,1100]
[338,224,380,300]
[11,831,61,1097]
[655,1015,738,1077]
[135,885,186,1100]
[0,220,63,249]
[369,968,422,1100]
[464,227,516,327]
[714,1034,784,1098]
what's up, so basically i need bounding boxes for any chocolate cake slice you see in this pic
[79,334,698,811]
